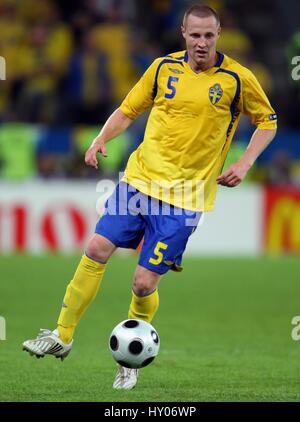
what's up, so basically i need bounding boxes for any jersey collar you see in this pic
[183,51,224,75]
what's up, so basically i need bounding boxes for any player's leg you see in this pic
[56,234,116,344]
[56,182,144,345]
[128,265,160,322]
[22,234,116,359]
[113,265,161,389]
[113,203,202,389]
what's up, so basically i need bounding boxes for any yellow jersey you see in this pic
[120,50,277,211]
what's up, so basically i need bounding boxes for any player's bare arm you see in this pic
[217,128,277,188]
[85,108,133,169]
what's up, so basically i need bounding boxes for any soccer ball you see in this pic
[109,319,160,369]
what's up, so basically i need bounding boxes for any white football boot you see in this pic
[22,329,73,361]
[113,366,139,390]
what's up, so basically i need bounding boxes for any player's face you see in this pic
[181,15,220,68]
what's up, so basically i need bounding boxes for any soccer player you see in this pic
[23,5,277,389]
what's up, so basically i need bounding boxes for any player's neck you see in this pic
[187,52,218,74]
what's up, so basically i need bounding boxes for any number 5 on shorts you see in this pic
[149,241,168,265]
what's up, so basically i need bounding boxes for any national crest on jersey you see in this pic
[208,83,223,104]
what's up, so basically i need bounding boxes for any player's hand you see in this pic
[216,160,251,188]
[85,140,107,169]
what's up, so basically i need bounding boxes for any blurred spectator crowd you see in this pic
[0,0,299,185]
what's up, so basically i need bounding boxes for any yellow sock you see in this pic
[57,254,106,343]
[128,289,159,323]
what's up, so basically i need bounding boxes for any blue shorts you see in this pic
[95,182,201,274]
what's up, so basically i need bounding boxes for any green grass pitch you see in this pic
[0,254,300,402]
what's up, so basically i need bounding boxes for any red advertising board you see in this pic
[264,187,300,253]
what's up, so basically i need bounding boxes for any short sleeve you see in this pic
[120,58,161,120]
[239,67,277,129]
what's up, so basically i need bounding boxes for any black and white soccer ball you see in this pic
[109,319,160,369]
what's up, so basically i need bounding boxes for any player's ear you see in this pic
[217,25,221,38]
[181,25,186,39]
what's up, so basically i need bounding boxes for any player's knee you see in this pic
[85,235,115,263]
[132,272,159,297]
[133,281,151,297]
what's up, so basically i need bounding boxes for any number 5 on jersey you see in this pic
[149,242,168,265]
[165,76,179,99]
